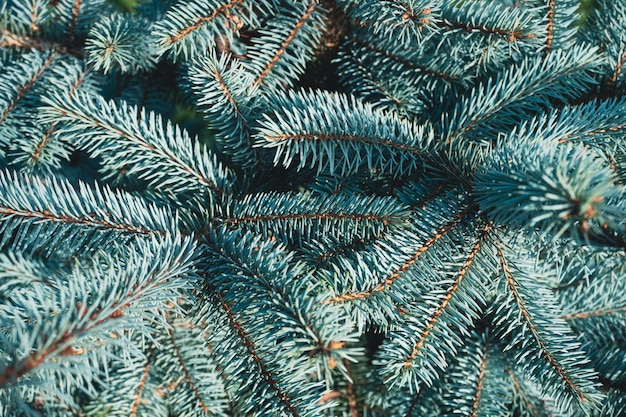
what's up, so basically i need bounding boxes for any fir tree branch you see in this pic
[468,348,488,417]
[2,236,197,413]
[441,17,534,43]
[345,35,459,82]
[404,224,490,365]
[251,1,319,88]
[166,324,211,414]
[186,53,261,169]
[339,1,439,46]
[0,170,175,256]
[558,124,626,143]
[0,29,76,55]
[40,91,233,204]
[445,45,601,143]
[337,51,408,113]
[0,51,57,124]
[327,203,472,304]
[492,239,604,414]
[405,390,424,417]
[130,351,153,417]
[221,191,409,245]
[560,306,626,320]
[545,0,555,51]
[266,133,422,155]
[151,0,263,61]
[29,66,88,166]
[496,245,585,403]
[219,299,300,417]
[608,51,626,89]
[168,0,243,46]
[257,90,435,177]
[507,369,543,416]
[244,0,326,91]
[439,329,511,417]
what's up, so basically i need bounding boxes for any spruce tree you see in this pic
[1,0,625,416]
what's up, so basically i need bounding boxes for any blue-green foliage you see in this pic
[85,13,157,74]
[1,0,626,416]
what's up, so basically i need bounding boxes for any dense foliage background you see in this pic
[1,0,626,416]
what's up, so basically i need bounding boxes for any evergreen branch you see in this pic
[0,236,196,392]
[396,181,451,210]
[256,90,435,177]
[580,125,626,138]
[0,50,57,124]
[156,317,229,416]
[224,210,388,224]
[219,299,299,417]
[85,14,158,74]
[600,390,626,417]
[561,307,626,320]
[130,351,153,417]
[545,0,555,51]
[581,1,626,91]
[0,170,176,257]
[345,35,459,82]
[497,246,584,403]
[315,188,471,330]
[470,348,487,417]
[327,202,472,304]
[40,91,233,204]
[186,53,261,169]
[336,50,411,115]
[554,248,626,369]
[0,252,57,299]
[376,220,493,390]
[339,1,440,46]
[268,133,421,154]
[492,238,604,414]
[31,117,58,163]
[496,97,626,188]
[28,65,88,169]
[251,1,318,88]
[242,1,326,91]
[5,56,98,175]
[151,0,265,61]
[0,29,75,55]
[405,391,424,417]
[0,172,175,240]
[220,191,409,245]
[168,0,243,45]
[198,323,237,413]
[436,0,544,60]
[442,17,533,42]
[507,369,549,417]
[167,326,210,414]
[475,137,626,244]
[439,329,510,417]
[83,343,168,416]
[19,0,39,32]
[404,224,490,364]
[445,45,601,142]
[203,228,361,413]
